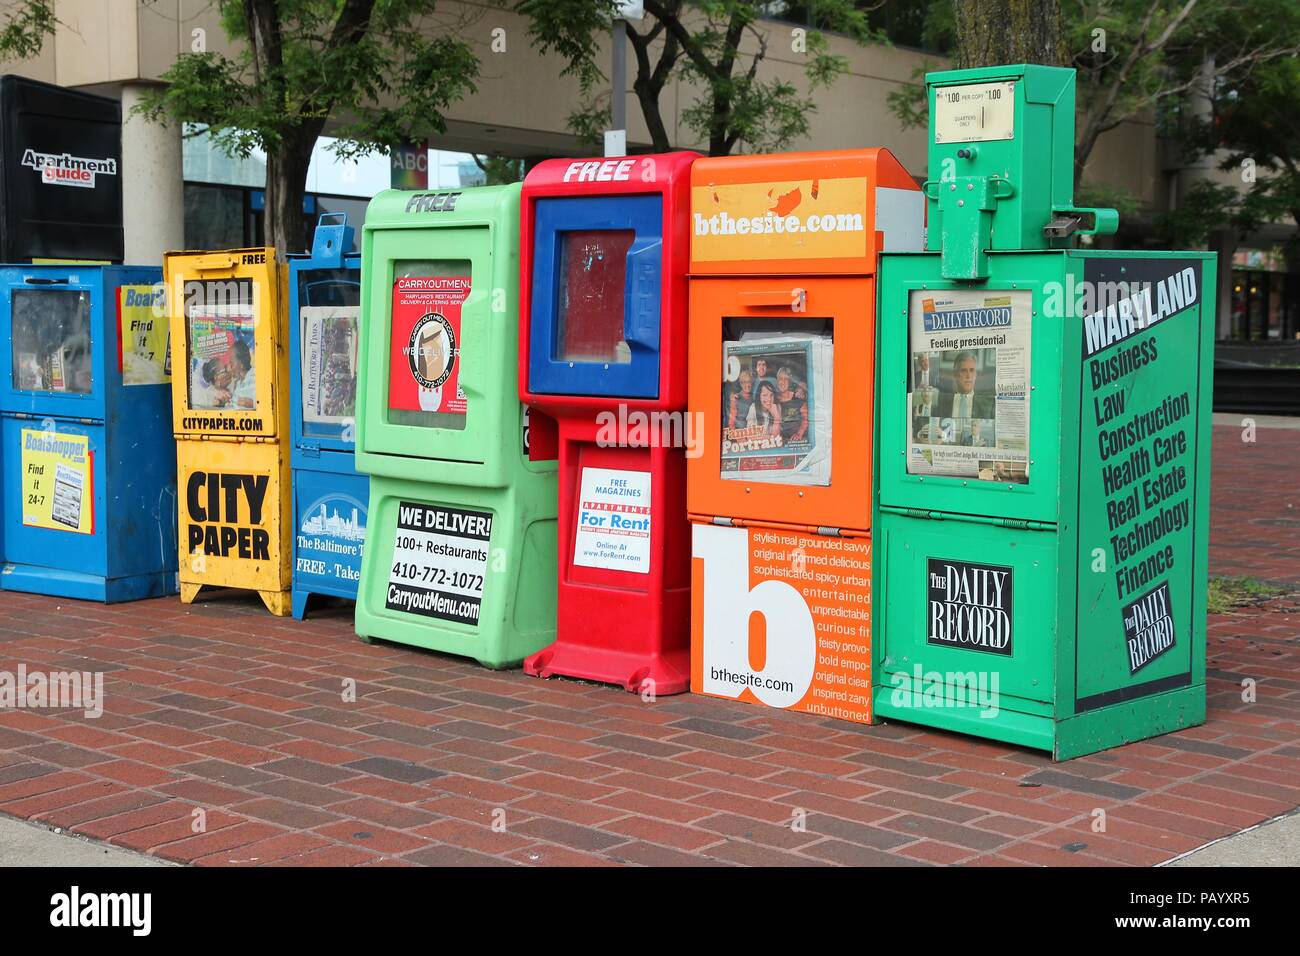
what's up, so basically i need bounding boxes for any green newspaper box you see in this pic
[873,65,1215,759]
[354,183,558,667]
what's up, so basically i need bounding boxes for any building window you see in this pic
[184,184,246,250]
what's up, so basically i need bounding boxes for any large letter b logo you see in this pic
[694,524,816,709]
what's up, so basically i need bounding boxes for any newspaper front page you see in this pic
[906,289,1031,483]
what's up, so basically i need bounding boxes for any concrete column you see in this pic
[1175,56,1218,201]
[1210,230,1237,338]
[120,83,184,265]
[1172,55,1236,338]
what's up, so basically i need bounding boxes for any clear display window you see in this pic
[905,289,1032,484]
[556,229,634,365]
[720,317,833,487]
[387,260,470,431]
[11,289,93,394]
[184,278,256,411]
[298,268,360,438]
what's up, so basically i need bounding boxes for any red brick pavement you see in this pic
[0,422,1295,867]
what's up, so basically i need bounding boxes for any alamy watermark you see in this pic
[595,404,704,458]
[0,665,104,718]
[887,664,1000,718]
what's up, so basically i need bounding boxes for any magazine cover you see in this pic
[301,306,359,425]
[120,285,171,386]
[720,332,833,486]
[906,289,1031,483]
[187,304,257,411]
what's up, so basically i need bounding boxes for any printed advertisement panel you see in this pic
[300,306,359,425]
[691,177,868,263]
[721,332,832,485]
[925,557,1013,657]
[1074,257,1203,709]
[296,488,366,587]
[388,276,469,421]
[692,524,872,723]
[385,501,491,626]
[8,79,124,262]
[573,467,652,574]
[119,284,170,385]
[20,428,93,534]
[906,288,1031,483]
[182,466,275,564]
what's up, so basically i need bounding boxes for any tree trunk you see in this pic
[707,12,747,156]
[631,71,673,151]
[264,131,315,255]
[954,0,1065,69]
[628,4,683,153]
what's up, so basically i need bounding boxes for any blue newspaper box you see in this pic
[288,215,366,618]
[0,264,177,601]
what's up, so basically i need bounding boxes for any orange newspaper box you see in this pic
[687,149,923,724]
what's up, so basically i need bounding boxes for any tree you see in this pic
[1069,0,1300,190]
[524,0,879,156]
[1159,51,1300,250]
[887,0,1300,193]
[136,1,480,254]
[472,154,525,185]
[954,0,1063,69]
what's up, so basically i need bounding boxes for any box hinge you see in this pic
[882,504,1054,532]
[194,433,275,444]
[999,517,1055,532]
[711,516,735,527]
[299,440,321,458]
[880,506,944,521]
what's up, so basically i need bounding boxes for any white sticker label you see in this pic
[933,82,1015,144]
[51,462,85,530]
[573,467,652,574]
[385,501,491,625]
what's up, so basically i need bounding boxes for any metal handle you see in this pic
[739,289,805,309]
[194,255,238,272]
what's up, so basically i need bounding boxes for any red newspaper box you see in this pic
[519,152,698,694]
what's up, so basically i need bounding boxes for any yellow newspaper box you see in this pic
[164,248,292,615]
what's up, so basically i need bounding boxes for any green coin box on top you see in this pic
[872,64,1215,759]
[354,182,558,668]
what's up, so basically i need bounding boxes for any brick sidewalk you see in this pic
[0,423,1295,866]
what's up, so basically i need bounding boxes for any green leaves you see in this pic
[645,0,875,155]
[132,0,486,250]
[516,0,621,92]
[545,0,878,155]
[0,0,55,60]
[139,0,478,162]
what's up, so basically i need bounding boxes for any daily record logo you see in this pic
[1124,579,1177,674]
[1082,262,1199,358]
[927,557,1014,656]
[21,148,117,188]
[922,303,1012,333]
